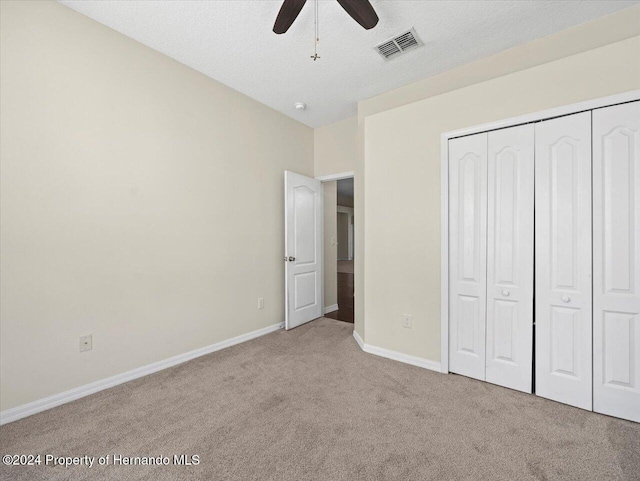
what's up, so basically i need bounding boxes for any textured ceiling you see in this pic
[59,0,638,127]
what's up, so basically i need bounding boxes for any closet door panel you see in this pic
[486,124,534,393]
[449,133,488,381]
[535,112,592,410]
[593,101,640,422]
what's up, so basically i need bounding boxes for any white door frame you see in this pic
[440,90,640,375]
[315,171,355,314]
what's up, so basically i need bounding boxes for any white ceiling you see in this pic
[59,0,638,128]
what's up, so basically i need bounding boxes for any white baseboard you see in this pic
[0,321,284,426]
[352,329,365,350]
[323,304,339,314]
[352,331,441,372]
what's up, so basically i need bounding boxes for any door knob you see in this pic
[502,290,510,297]
[288,256,295,262]
[561,295,571,303]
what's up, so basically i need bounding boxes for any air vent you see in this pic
[376,40,401,59]
[374,28,423,60]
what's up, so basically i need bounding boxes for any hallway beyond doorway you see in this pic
[325,260,354,323]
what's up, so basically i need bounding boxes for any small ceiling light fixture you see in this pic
[295,102,307,111]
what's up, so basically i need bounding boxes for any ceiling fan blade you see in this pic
[336,0,379,30]
[273,0,307,34]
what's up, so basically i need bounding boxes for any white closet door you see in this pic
[593,101,640,423]
[485,125,534,393]
[449,133,488,381]
[535,112,592,410]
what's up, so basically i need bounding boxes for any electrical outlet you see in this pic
[258,298,264,309]
[79,334,92,352]
[402,314,412,329]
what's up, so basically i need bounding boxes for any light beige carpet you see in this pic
[1,318,638,480]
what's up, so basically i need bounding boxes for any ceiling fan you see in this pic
[273,0,379,34]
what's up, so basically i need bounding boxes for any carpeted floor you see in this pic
[1,318,638,480]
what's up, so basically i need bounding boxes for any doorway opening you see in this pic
[321,175,354,324]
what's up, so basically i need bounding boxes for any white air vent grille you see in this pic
[374,28,423,60]
[377,40,401,59]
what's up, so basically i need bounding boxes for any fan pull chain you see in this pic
[311,0,320,61]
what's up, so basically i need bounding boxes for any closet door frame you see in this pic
[440,90,640,375]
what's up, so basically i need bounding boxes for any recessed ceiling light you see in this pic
[295,102,307,111]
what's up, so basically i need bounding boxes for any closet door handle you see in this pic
[561,295,571,303]
[501,290,510,297]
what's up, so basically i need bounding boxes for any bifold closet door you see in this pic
[593,101,640,423]
[449,132,488,381]
[485,125,534,393]
[535,112,593,410]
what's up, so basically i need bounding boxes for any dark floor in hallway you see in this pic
[325,260,354,323]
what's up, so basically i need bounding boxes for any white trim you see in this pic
[352,330,441,372]
[315,171,355,182]
[442,90,640,140]
[0,322,284,426]
[440,135,450,374]
[440,89,640,377]
[352,329,365,350]
[324,303,339,314]
[320,185,325,327]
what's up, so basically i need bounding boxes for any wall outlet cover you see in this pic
[79,334,92,352]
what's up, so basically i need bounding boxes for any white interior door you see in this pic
[285,171,323,330]
[449,132,488,381]
[535,112,593,410]
[593,101,640,423]
[485,124,534,393]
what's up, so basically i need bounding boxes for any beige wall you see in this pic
[354,121,366,337]
[313,115,359,328]
[3,0,639,414]
[314,116,357,177]
[0,1,313,411]
[323,182,338,309]
[359,6,640,120]
[314,116,366,334]
[353,5,640,345]
[362,35,640,362]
